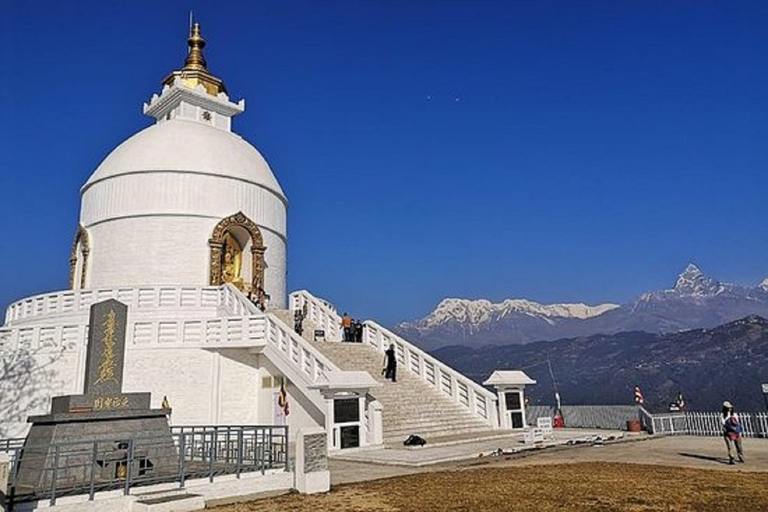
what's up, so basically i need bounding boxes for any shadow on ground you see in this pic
[678,452,730,465]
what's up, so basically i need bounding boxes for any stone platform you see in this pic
[14,299,178,494]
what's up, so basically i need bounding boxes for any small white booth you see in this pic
[484,370,536,430]
[310,371,382,450]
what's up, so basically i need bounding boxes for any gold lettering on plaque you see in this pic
[93,396,130,410]
[94,309,119,386]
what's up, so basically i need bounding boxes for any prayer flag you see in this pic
[634,385,644,405]
[278,377,290,416]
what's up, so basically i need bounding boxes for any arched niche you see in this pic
[69,225,90,290]
[209,212,267,291]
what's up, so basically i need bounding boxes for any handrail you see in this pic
[263,313,337,384]
[363,320,499,428]
[289,290,341,341]
[638,406,654,432]
[644,410,768,438]
[4,285,249,326]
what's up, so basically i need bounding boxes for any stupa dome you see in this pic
[83,119,284,198]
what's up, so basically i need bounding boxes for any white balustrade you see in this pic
[642,408,768,438]
[4,285,253,326]
[363,320,499,428]
[0,324,88,352]
[289,291,341,341]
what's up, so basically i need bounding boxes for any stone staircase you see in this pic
[270,309,319,343]
[311,341,497,446]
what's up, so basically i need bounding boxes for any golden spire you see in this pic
[184,23,207,71]
[162,22,227,96]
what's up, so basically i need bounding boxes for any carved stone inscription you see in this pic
[84,299,128,399]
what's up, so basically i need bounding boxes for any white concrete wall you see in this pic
[124,348,219,425]
[0,343,81,438]
[259,356,324,441]
[80,170,287,307]
[80,172,286,234]
[216,349,262,424]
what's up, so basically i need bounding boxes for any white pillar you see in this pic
[294,427,330,494]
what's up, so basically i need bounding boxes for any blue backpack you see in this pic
[725,416,744,434]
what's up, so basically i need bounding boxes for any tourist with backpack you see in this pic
[721,401,745,465]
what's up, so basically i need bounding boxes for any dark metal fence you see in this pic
[0,439,23,457]
[0,425,288,510]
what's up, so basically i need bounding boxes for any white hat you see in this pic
[723,401,733,408]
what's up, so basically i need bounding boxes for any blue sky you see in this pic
[2,1,767,325]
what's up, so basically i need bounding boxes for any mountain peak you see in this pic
[674,263,722,296]
[761,278,768,291]
[681,263,702,276]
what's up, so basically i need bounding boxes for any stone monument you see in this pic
[14,299,177,494]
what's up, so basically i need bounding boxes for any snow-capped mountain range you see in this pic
[411,298,618,332]
[395,264,768,349]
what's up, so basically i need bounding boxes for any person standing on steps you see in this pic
[294,308,304,336]
[383,343,397,382]
[721,401,745,465]
[341,312,352,342]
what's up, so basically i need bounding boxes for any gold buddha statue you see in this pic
[221,233,245,290]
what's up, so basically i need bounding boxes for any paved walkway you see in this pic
[330,428,625,467]
[329,433,768,486]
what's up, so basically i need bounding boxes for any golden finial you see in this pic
[162,22,227,96]
[184,23,208,71]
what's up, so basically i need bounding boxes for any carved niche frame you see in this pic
[209,212,267,290]
[69,224,90,289]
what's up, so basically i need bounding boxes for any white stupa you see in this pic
[72,23,287,306]
[0,24,314,439]
[0,24,500,454]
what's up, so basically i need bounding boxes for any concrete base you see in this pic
[296,470,330,494]
[15,411,176,493]
[12,470,293,511]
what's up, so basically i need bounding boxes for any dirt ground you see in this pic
[209,461,768,512]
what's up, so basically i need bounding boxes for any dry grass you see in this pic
[210,462,768,511]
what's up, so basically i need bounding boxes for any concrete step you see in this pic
[310,340,495,443]
[387,422,488,433]
[131,490,205,512]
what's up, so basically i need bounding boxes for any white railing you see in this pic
[289,290,341,341]
[1,286,337,382]
[0,323,87,352]
[4,285,249,326]
[220,284,260,316]
[644,409,768,438]
[263,313,334,384]
[0,314,268,352]
[363,320,499,428]
[129,314,268,348]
